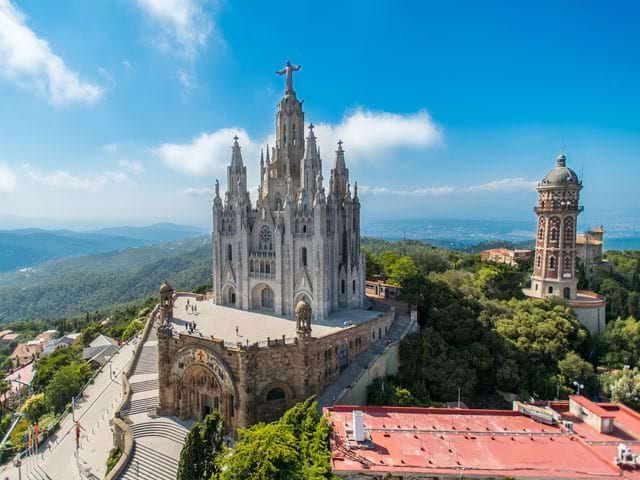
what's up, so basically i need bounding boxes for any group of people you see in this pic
[185,298,198,315]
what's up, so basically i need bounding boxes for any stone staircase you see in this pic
[117,324,188,480]
[118,443,180,480]
[317,312,415,409]
[130,421,189,445]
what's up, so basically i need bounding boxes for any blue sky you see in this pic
[0,0,638,229]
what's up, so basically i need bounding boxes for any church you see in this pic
[155,63,407,434]
[212,61,365,320]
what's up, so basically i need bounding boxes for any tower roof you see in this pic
[230,135,243,167]
[540,152,580,188]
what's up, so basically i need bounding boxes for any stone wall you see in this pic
[158,307,395,434]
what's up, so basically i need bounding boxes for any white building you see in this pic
[212,62,365,320]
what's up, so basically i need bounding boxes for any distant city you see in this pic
[362,216,640,250]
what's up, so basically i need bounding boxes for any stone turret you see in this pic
[159,282,174,320]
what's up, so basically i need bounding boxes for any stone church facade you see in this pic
[212,61,365,320]
[156,64,402,435]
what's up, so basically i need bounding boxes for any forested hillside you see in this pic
[0,237,212,322]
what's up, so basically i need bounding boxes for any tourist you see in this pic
[236,326,239,336]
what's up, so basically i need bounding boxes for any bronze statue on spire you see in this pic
[276,60,301,94]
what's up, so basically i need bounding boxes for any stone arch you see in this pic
[251,283,275,311]
[294,291,312,307]
[260,381,294,403]
[222,283,237,306]
[171,347,239,425]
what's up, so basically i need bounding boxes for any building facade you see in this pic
[212,63,365,320]
[528,151,583,300]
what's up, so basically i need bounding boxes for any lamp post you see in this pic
[573,380,585,396]
[13,455,22,480]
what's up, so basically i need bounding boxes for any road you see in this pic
[0,340,135,480]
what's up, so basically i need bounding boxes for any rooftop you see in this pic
[169,295,381,345]
[1,362,34,402]
[326,400,640,479]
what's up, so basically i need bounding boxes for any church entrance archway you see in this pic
[223,284,237,307]
[251,283,275,312]
[563,287,571,299]
[178,363,235,429]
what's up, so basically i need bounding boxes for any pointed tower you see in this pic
[330,140,349,197]
[302,123,321,194]
[227,136,249,202]
[267,62,305,202]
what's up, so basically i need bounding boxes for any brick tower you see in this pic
[528,150,583,300]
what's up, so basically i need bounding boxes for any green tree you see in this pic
[216,398,333,480]
[45,362,91,413]
[363,249,383,279]
[602,316,640,369]
[32,346,82,392]
[20,393,48,422]
[475,264,524,301]
[602,368,640,411]
[121,319,144,341]
[178,423,209,480]
[558,352,595,390]
[178,412,225,480]
[386,256,418,287]
[218,422,299,480]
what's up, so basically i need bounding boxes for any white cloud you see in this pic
[360,177,536,197]
[181,187,212,196]
[313,108,443,163]
[118,159,144,174]
[135,0,213,59]
[123,60,133,70]
[24,165,133,192]
[102,143,120,153]
[359,185,454,196]
[0,164,16,192]
[152,128,257,176]
[466,177,537,192]
[0,0,103,105]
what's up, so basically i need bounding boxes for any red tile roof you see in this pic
[326,404,640,479]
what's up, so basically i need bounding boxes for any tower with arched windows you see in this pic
[211,64,365,320]
[528,151,583,300]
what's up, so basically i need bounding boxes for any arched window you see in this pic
[548,286,554,294]
[292,124,297,147]
[564,256,571,271]
[266,387,286,401]
[282,124,286,146]
[226,244,232,262]
[536,255,542,268]
[341,279,346,294]
[259,225,273,251]
[549,256,556,270]
[550,227,559,241]
[538,219,545,240]
[564,219,574,244]
[301,247,307,267]
[265,262,271,274]
[302,223,307,234]
[352,279,356,294]
[249,260,254,272]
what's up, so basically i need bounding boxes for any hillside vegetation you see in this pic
[0,223,205,273]
[0,237,212,322]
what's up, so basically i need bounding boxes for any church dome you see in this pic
[540,153,580,187]
[295,299,312,321]
[159,282,174,294]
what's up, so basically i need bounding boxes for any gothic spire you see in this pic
[231,135,243,167]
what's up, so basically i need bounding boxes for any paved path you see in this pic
[117,324,190,480]
[0,341,135,480]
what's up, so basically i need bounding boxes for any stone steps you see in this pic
[130,421,188,445]
[119,443,179,480]
[130,379,159,394]
[27,464,53,480]
[121,396,159,417]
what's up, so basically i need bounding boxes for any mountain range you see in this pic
[0,223,207,273]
